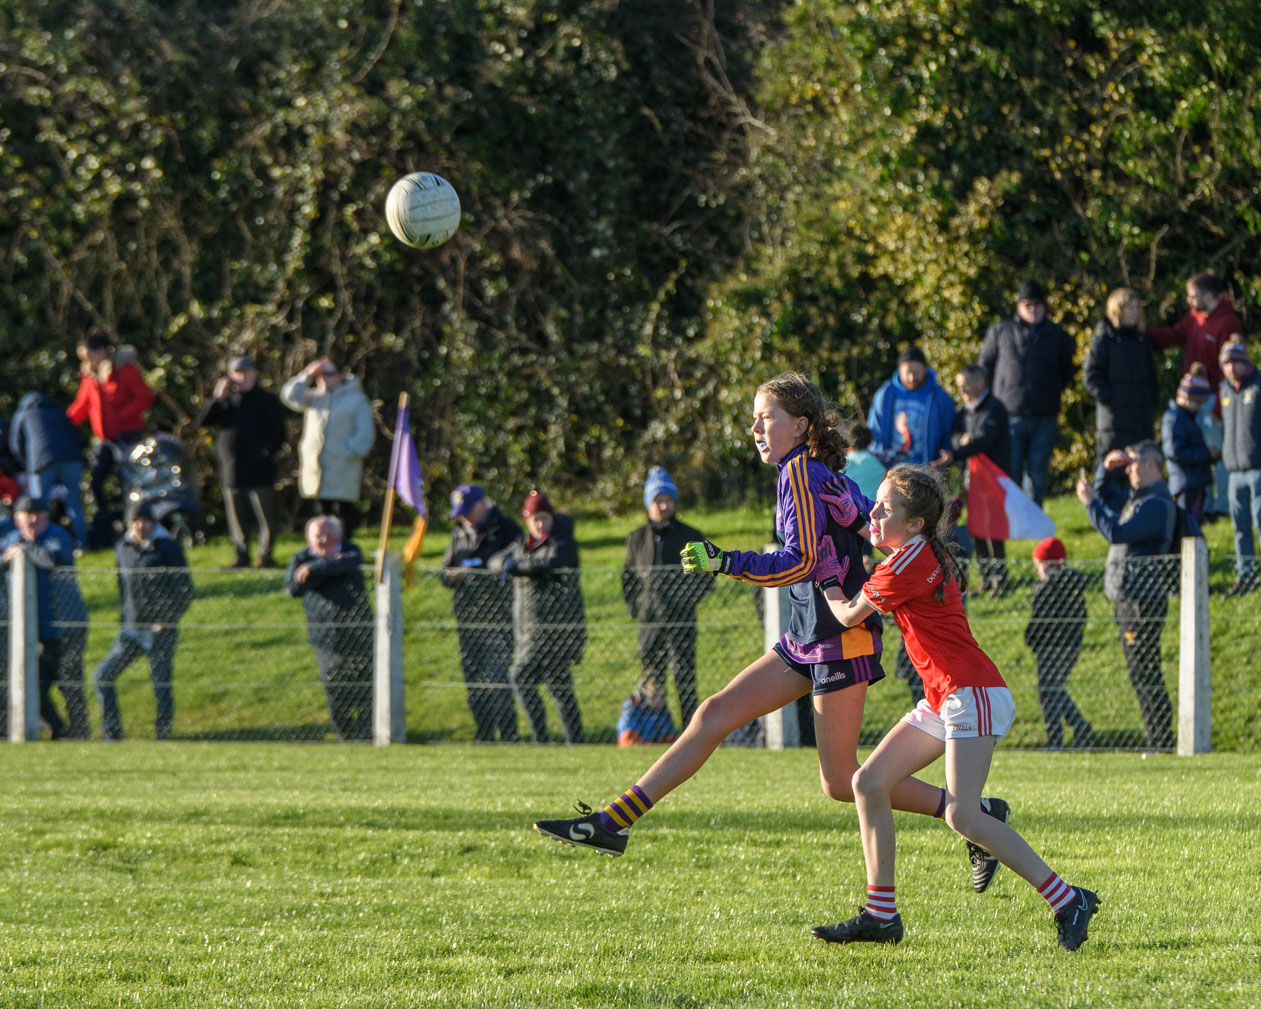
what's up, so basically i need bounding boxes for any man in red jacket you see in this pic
[66,329,155,548]
[1147,272,1241,517]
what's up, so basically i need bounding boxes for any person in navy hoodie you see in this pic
[1161,364,1215,524]
[10,392,88,551]
[867,346,956,467]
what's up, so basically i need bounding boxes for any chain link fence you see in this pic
[4,553,1258,749]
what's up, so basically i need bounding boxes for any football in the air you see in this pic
[384,171,461,249]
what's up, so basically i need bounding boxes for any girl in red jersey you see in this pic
[811,464,1100,951]
[533,374,955,863]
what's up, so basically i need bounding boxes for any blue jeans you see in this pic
[1009,415,1059,506]
[29,460,87,550]
[92,626,179,740]
[1228,469,1261,580]
[1197,397,1228,515]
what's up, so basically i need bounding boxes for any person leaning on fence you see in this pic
[196,355,288,570]
[1162,364,1216,525]
[617,670,679,747]
[0,495,90,739]
[286,516,374,742]
[492,489,586,744]
[280,358,375,540]
[10,391,88,552]
[440,484,521,743]
[621,465,713,728]
[1218,339,1261,598]
[1075,440,1175,750]
[1025,537,1091,749]
[92,500,193,741]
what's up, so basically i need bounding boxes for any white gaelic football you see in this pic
[385,172,461,249]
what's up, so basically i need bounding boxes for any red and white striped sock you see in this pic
[864,885,898,920]
[1038,873,1076,913]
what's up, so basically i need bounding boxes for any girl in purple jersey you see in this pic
[534,372,955,871]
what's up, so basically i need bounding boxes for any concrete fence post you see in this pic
[374,552,406,745]
[760,578,799,750]
[1177,536,1211,755]
[8,554,39,742]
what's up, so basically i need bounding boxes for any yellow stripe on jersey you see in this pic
[740,452,819,586]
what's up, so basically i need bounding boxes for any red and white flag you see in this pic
[966,453,1056,541]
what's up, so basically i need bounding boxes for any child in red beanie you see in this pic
[1025,537,1092,748]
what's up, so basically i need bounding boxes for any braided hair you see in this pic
[882,464,968,602]
[756,372,849,473]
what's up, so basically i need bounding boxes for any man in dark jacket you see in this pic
[196,355,288,568]
[1076,440,1175,749]
[621,466,713,727]
[494,490,585,743]
[92,500,194,740]
[286,515,373,741]
[1161,366,1215,523]
[440,484,521,741]
[936,365,1013,596]
[1218,340,1261,596]
[10,392,88,550]
[0,495,90,738]
[1084,287,1159,495]
[979,279,1077,505]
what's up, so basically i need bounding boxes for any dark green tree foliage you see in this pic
[0,0,768,510]
[709,0,1261,474]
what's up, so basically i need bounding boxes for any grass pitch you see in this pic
[1,744,1258,1007]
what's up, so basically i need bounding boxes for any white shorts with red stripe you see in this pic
[902,686,1015,741]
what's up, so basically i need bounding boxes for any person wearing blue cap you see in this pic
[621,465,713,727]
[440,484,522,741]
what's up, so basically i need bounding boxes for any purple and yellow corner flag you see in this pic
[390,401,428,585]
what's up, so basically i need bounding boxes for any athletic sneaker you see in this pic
[533,802,628,857]
[1054,887,1100,951]
[966,797,1011,893]
[811,909,904,945]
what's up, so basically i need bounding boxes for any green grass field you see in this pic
[1,743,1258,1007]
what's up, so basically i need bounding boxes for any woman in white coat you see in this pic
[281,359,375,538]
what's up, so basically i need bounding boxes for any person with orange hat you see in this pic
[1025,537,1091,748]
[494,489,586,743]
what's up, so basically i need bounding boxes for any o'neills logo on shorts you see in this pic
[953,724,974,732]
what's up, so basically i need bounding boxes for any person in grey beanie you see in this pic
[621,466,713,727]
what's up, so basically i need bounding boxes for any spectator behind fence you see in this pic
[440,484,521,742]
[1161,364,1216,524]
[979,279,1076,505]
[0,495,89,739]
[92,501,194,741]
[493,489,586,744]
[1147,272,1241,517]
[935,363,1013,597]
[196,355,288,570]
[286,515,374,742]
[617,670,679,747]
[1218,339,1261,597]
[66,329,155,549]
[1084,287,1160,497]
[867,345,955,467]
[1075,440,1175,749]
[843,422,887,503]
[10,392,88,551]
[1025,537,1091,749]
[621,466,713,728]
[281,358,375,539]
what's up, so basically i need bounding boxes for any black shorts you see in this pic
[773,643,886,696]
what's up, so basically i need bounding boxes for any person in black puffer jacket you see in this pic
[621,466,713,728]
[493,489,585,744]
[1084,287,1160,494]
[440,484,521,742]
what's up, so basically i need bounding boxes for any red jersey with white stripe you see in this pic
[861,537,1006,712]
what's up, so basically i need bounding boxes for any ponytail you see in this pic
[883,464,968,602]
[756,372,850,472]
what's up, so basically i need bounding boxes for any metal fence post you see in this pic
[373,552,406,745]
[760,580,799,749]
[8,554,39,742]
[1177,536,1211,755]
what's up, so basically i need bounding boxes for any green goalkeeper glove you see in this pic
[680,540,732,575]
